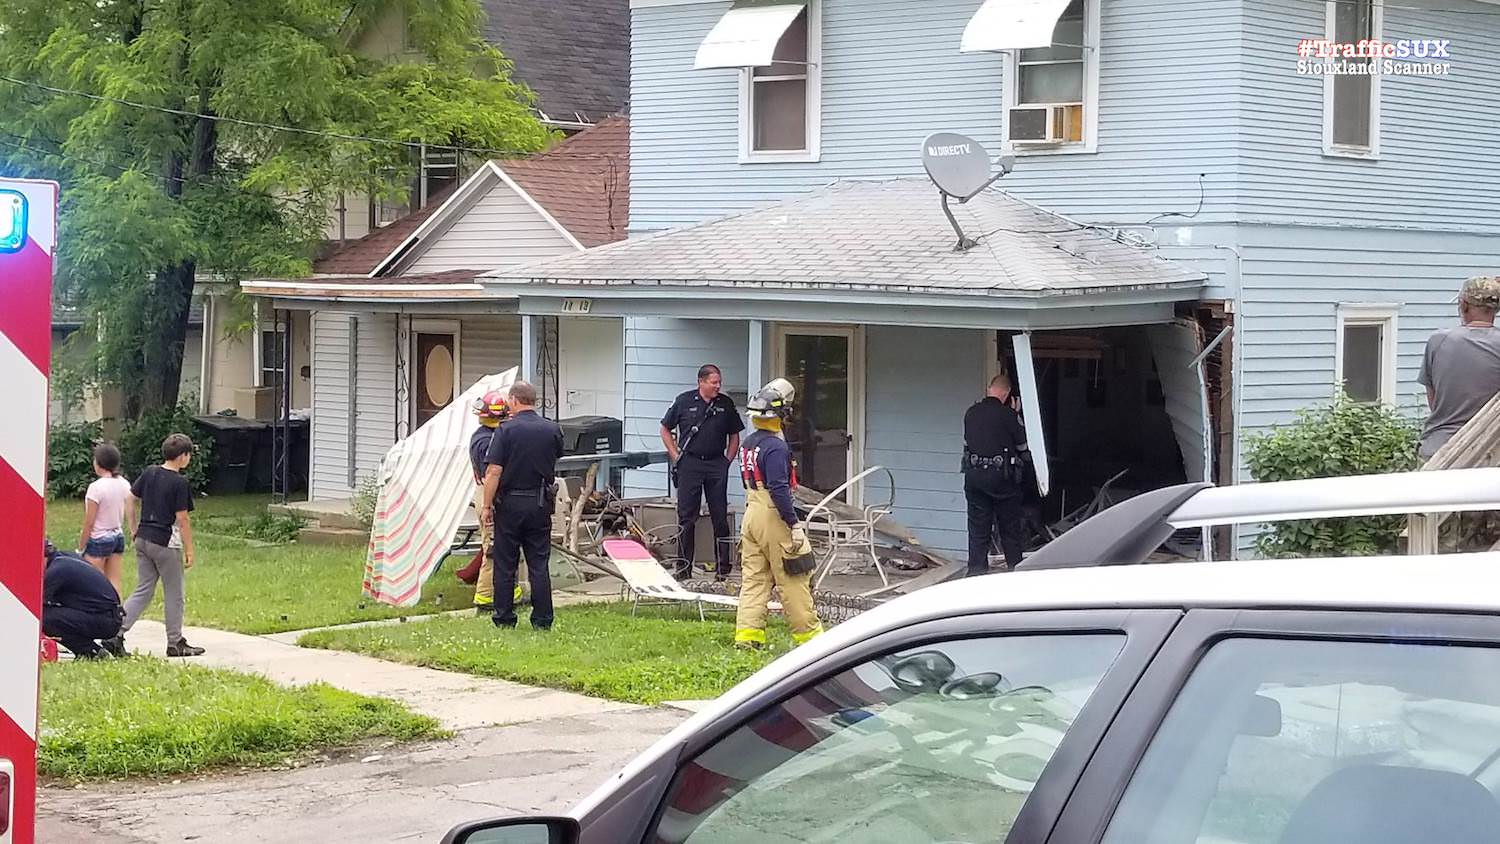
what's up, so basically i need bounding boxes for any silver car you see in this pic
[445,468,1500,844]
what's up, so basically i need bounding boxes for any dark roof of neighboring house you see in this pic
[501,116,629,248]
[313,184,458,276]
[480,0,629,124]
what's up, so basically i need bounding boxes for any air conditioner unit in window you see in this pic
[1008,105,1083,145]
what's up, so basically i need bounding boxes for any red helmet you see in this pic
[474,390,511,426]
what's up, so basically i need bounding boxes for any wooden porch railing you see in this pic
[1407,391,1500,554]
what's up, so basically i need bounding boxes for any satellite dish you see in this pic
[921,132,994,199]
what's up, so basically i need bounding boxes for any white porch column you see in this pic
[1012,332,1051,497]
[748,319,765,392]
[521,314,539,384]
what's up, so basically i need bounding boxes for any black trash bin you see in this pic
[192,415,261,496]
[557,416,624,491]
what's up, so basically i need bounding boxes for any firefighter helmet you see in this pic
[473,390,511,427]
[746,377,796,420]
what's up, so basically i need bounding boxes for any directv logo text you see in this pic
[927,143,974,157]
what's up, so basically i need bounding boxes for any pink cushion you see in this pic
[603,538,654,560]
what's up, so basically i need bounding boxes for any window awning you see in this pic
[694,1,807,70]
[960,0,1074,53]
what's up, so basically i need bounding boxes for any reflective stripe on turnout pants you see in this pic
[735,489,822,645]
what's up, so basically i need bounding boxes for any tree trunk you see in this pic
[135,83,218,417]
[140,260,197,412]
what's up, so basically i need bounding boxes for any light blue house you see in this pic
[486,0,1500,557]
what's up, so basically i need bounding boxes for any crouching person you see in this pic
[734,378,823,650]
[42,540,125,659]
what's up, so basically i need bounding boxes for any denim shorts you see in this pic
[84,532,126,557]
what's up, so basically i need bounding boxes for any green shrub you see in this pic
[119,403,215,493]
[46,421,104,499]
[351,475,381,529]
[1245,394,1420,558]
[244,511,308,544]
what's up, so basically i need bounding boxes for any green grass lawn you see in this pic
[45,496,474,635]
[39,657,444,782]
[299,603,791,705]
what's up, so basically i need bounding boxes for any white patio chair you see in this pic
[804,466,898,591]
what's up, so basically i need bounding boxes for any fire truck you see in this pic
[0,177,58,844]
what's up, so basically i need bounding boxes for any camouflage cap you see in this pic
[1461,276,1500,309]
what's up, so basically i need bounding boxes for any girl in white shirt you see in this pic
[80,443,133,597]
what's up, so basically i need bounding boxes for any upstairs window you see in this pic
[748,9,812,153]
[1000,0,1099,152]
[1324,0,1381,156]
[694,1,822,163]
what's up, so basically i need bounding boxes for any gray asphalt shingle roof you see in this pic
[480,0,629,124]
[484,178,1207,298]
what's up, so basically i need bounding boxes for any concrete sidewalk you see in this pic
[122,619,638,730]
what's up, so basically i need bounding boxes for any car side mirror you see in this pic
[442,817,580,844]
[1242,693,1282,738]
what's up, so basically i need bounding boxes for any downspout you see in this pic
[198,293,214,414]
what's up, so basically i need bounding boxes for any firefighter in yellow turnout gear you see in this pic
[734,378,823,649]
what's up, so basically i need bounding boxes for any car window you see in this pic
[1102,638,1500,844]
[649,633,1125,844]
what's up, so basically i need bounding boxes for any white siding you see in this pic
[559,317,626,419]
[309,311,353,499]
[406,175,577,274]
[309,312,522,499]
[863,325,986,554]
[630,0,1244,234]
[458,315,525,390]
[623,318,750,497]
[1239,0,1500,233]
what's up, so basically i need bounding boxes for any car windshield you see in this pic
[653,634,1125,844]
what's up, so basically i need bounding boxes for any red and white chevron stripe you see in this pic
[0,177,57,844]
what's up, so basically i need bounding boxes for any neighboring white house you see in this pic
[49,298,207,429]
[244,117,630,501]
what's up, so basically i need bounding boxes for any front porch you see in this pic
[482,177,1222,556]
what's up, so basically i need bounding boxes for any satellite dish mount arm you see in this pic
[942,170,1007,253]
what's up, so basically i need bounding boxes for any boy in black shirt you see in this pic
[112,433,205,657]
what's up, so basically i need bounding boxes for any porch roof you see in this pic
[240,269,489,302]
[483,177,1207,301]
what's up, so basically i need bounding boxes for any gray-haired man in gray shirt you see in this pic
[1418,276,1500,459]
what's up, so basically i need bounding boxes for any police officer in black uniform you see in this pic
[660,364,744,581]
[481,380,564,630]
[963,373,1030,577]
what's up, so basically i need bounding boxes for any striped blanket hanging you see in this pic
[363,368,519,606]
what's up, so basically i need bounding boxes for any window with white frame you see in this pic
[1325,0,1381,155]
[742,4,820,159]
[1005,0,1098,150]
[1336,304,1398,404]
[258,327,286,388]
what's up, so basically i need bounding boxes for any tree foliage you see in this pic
[1244,394,1420,558]
[0,0,553,417]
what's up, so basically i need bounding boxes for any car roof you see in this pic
[907,553,1500,617]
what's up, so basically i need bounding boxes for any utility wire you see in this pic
[0,74,617,159]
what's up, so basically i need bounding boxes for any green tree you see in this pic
[1244,394,1420,558]
[0,0,552,417]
